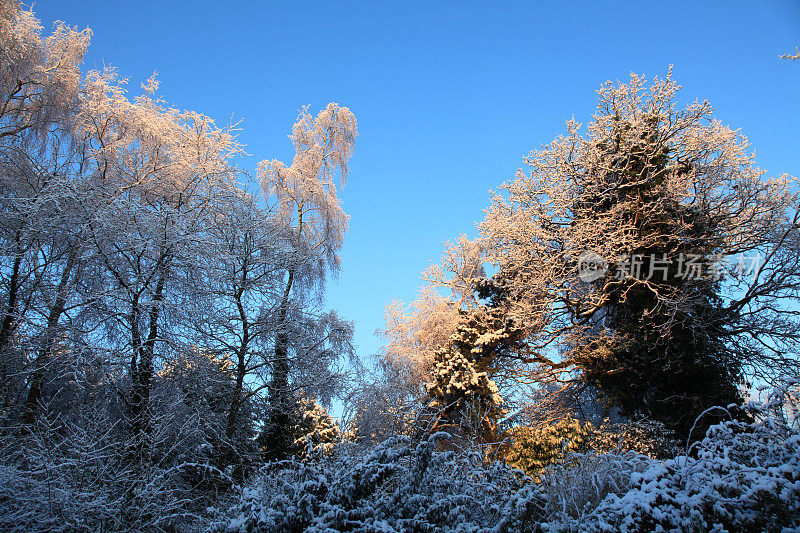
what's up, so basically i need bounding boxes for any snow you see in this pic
[209,381,800,532]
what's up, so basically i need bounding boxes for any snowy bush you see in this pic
[0,412,128,532]
[547,381,800,532]
[210,432,544,532]
[503,415,593,479]
[0,406,235,532]
[534,450,651,528]
[590,418,681,459]
[503,415,679,481]
[6,381,780,532]
[213,381,800,533]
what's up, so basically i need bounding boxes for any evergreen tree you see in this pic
[260,394,340,460]
[289,396,340,459]
[480,72,799,441]
[571,112,746,439]
[424,277,525,443]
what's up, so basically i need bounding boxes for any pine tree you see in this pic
[260,395,340,460]
[289,397,340,459]
[570,112,746,439]
[424,277,525,443]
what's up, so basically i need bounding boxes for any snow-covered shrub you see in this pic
[0,404,234,532]
[0,410,128,532]
[547,381,800,532]
[155,350,257,466]
[503,415,593,479]
[210,432,543,532]
[503,415,679,481]
[214,381,800,533]
[530,450,650,528]
[501,417,676,523]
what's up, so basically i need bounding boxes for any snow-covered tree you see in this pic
[378,286,461,404]
[371,236,485,434]
[479,70,800,438]
[0,0,91,419]
[76,67,242,471]
[424,346,505,442]
[0,0,89,144]
[0,1,363,529]
[257,103,357,459]
[287,396,340,459]
[154,348,257,479]
[421,276,526,444]
[182,185,286,455]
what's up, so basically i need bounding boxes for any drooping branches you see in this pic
[257,104,357,458]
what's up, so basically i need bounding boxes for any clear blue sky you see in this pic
[33,1,800,365]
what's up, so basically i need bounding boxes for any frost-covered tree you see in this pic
[0,0,89,144]
[0,1,364,528]
[374,238,526,444]
[422,276,525,443]
[154,348,256,475]
[0,0,91,418]
[424,346,505,442]
[257,103,357,458]
[378,286,462,404]
[372,236,484,427]
[257,307,355,461]
[479,70,800,439]
[76,68,242,468]
[287,396,340,459]
[15,141,99,425]
[344,374,418,444]
[182,185,286,459]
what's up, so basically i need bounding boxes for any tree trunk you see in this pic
[129,258,168,464]
[224,284,249,441]
[0,250,23,406]
[23,246,78,424]
[261,268,294,459]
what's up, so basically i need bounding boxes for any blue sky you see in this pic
[33,1,800,366]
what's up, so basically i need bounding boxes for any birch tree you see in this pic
[0,0,89,144]
[0,0,90,413]
[17,137,98,424]
[183,185,287,466]
[376,235,485,407]
[77,69,241,464]
[257,103,357,457]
